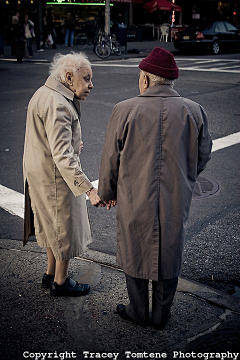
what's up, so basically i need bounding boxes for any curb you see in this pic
[1,237,239,313]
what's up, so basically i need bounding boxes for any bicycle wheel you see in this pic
[95,42,111,59]
[113,41,122,56]
[75,33,88,50]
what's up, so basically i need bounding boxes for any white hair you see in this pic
[49,52,91,83]
[142,70,175,87]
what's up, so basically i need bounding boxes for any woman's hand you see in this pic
[86,188,105,207]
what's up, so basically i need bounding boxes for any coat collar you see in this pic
[45,76,81,115]
[45,76,74,101]
[138,85,181,98]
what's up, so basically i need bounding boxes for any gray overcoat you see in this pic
[98,85,212,281]
[23,76,93,260]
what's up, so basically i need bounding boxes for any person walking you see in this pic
[24,14,34,58]
[23,52,104,297]
[41,8,56,49]
[11,16,25,63]
[98,47,212,328]
[64,12,75,47]
[0,5,6,57]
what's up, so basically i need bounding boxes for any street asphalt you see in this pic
[0,40,240,359]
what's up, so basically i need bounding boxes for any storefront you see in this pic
[177,0,240,27]
[2,0,240,42]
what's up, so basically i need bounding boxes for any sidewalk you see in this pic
[1,238,240,360]
[0,40,177,64]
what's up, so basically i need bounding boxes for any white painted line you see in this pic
[0,132,239,218]
[178,67,240,74]
[124,57,240,63]
[0,179,99,219]
[176,58,240,62]
[0,58,48,63]
[0,184,24,218]
[211,132,240,153]
[211,64,240,70]
[92,63,137,68]
[91,62,240,73]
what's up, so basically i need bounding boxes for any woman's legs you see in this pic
[28,38,33,56]
[46,247,69,285]
[64,28,70,46]
[46,247,56,275]
[70,30,74,47]
[47,248,90,296]
[54,259,70,285]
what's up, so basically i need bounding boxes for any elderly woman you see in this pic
[23,52,103,296]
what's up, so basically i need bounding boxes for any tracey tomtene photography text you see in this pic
[22,350,240,360]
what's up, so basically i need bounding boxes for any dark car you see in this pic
[174,21,240,54]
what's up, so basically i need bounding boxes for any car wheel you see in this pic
[212,41,220,55]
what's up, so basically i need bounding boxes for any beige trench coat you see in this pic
[23,76,93,260]
[98,85,212,281]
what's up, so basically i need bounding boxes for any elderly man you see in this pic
[98,48,212,328]
[23,52,103,297]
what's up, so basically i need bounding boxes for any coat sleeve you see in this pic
[98,104,126,201]
[197,105,212,175]
[43,97,93,197]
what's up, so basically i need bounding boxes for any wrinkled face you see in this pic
[73,66,93,100]
[139,70,147,94]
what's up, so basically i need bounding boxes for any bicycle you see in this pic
[74,32,88,50]
[95,32,122,59]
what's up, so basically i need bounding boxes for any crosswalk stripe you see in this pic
[0,185,24,218]
[0,132,239,219]
[178,67,240,73]
[91,62,240,73]
[211,132,240,152]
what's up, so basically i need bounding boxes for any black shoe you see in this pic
[116,304,147,327]
[42,273,54,289]
[50,276,90,297]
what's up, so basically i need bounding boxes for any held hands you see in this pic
[86,188,117,210]
[87,188,105,207]
[105,200,117,210]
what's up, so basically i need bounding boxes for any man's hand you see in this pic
[106,200,117,210]
[86,188,105,207]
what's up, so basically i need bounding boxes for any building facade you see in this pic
[2,0,240,41]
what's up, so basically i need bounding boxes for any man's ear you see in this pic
[144,74,150,89]
[66,71,73,85]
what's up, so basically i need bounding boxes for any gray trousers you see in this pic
[125,274,178,326]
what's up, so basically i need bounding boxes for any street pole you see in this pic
[105,0,111,36]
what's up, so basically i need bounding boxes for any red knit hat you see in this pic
[139,47,179,80]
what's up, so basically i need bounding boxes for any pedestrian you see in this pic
[24,14,34,58]
[64,12,75,47]
[0,9,5,57]
[23,52,104,297]
[31,8,43,52]
[11,16,25,63]
[41,8,56,50]
[98,48,212,328]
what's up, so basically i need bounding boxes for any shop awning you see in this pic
[144,0,182,13]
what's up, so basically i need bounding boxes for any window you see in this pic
[215,22,227,32]
[225,22,238,31]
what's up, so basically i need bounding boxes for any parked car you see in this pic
[174,21,240,54]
